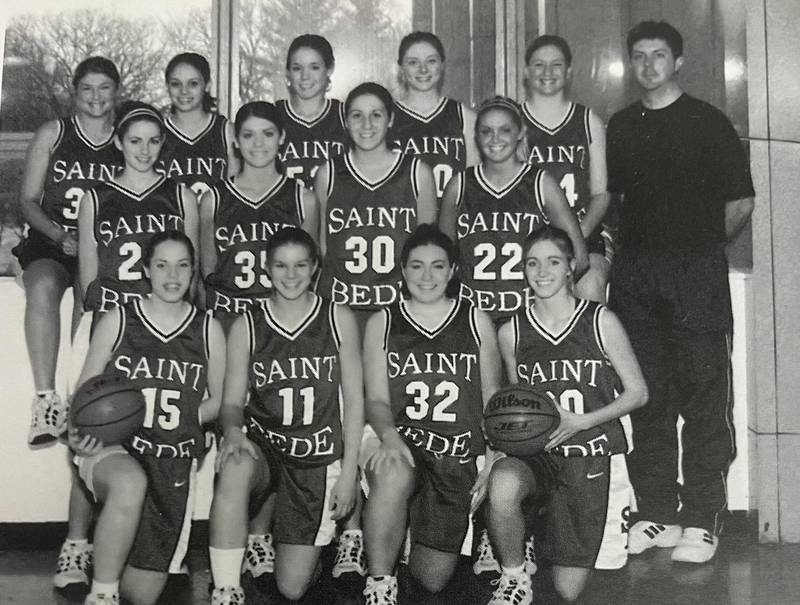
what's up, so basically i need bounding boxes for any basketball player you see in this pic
[484,226,647,605]
[200,101,319,332]
[277,35,347,189]
[439,95,587,327]
[68,231,226,605]
[208,227,363,605]
[391,32,478,202]
[360,225,501,604]
[16,57,122,448]
[158,53,238,200]
[521,35,611,302]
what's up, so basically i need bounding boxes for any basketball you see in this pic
[484,384,561,457]
[70,373,146,445]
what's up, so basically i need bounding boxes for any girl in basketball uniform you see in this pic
[159,52,238,200]
[200,101,319,332]
[521,35,611,302]
[276,34,347,190]
[484,226,647,605]
[208,227,363,604]
[361,224,501,604]
[69,230,226,605]
[17,57,122,447]
[391,31,478,202]
[439,95,588,327]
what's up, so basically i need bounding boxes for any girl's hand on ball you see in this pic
[545,407,589,452]
[68,426,105,457]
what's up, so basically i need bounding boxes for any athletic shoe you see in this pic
[211,586,245,604]
[524,535,537,575]
[670,527,719,563]
[53,540,93,588]
[29,392,68,445]
[627,521,682,555]
[473,529,501,575]
[332,529,366,577]
[84,595,119,605]
[242,533,274,578]
[487,571,532,605]
[363,576,398,605]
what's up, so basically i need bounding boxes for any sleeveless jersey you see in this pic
[40,117,122,231]
[512,299,631,456]
[106,299,211,459]
[318,153,420,311]
[390,97,467,199]
[158,113,229,199]
[245,296,344,467]
[205,176,305,314]
[276,98,347,189]
[454,164,548,323]
[85,177,186,313]
[384,298,485,457]
[522,102,592,221]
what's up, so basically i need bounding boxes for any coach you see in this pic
[606,20,754,564]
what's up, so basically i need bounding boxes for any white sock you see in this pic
[340,529,362,538]
[67,538,89,546]
[501,563,525,577]
[36,390,55,398]
[209,546,245,588]
[90,579,119,597]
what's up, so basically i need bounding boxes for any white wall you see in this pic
[0,274,753,522]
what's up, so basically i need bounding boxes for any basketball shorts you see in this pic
[251,444,340,547]
[74,444,129,495]
[13,229,77,281]
[534,453,632,570]
[212,308,243,336]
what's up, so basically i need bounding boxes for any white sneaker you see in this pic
[524,535,537,575]
[487,571,532,605]
[332,529,366,577]
[29,392,68,445]
[628,521,682,555]
[242,533,274,578]
[473,529,501,575]
[211,586,245,604]
[670,527,719,563]
[84,594,119,605]
[363,575,398,605]
[53,540,93,588]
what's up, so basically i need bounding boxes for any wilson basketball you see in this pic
[484,384,561,457]
[70,373,146,445]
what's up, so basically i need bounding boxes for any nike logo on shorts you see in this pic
[174,480,187,487]
[586,471,604,479]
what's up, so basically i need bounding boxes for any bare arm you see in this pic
[299,186,320,244]
[77,190,98,305]
[414,160,437,224]
[437,172,461,240]
[198,188,218,280]
[541,171,589,278]
[497,320,519,384]
[313,161,332,255]
[475,309,501,405]
[580,110,611,238]
[462,105,479,167]
[725,197,755,240]
[224,119,241,178]
[198,316,226,426]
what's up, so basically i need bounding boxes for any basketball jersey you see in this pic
[204,176,305,314]
[454,164,548,323]
[40,117,122,231]
[318,153,420,311]
[85,177,186,313]
[511,299,631,456]
[245,296,344,467]
[106,299,211,459]
[384,298,485,457]
[158,113,229,199]
[276,98,347,189]
[522,102,592,221]
[390,97,467,199]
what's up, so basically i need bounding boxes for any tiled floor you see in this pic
[1,533,799,604]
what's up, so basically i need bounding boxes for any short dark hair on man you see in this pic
[626,20,683,59]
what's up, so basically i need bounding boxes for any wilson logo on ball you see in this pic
[484,384,560,457]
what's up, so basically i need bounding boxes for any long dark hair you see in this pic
[165,52,217,113]
[399,224,461,299]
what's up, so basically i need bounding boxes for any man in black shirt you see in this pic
[607,21,754,564]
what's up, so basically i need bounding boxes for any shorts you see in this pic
[252,445,340,547]
[533,454,631,570]
[74,445,129,496]
[13,229,77,281]
[212,308,244,335]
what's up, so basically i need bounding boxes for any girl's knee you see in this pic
[367,459,415,498]
[276,575,312,602]
[487,460,529,508]
[553,567,590,602]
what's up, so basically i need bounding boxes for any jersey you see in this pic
[85,177,187,313]
[205,176,305,315]
[454,164,548,323]
[383,298,485,458]
[318,153,421,311]
[158,113,229,199]
[245,296,344,467]
[276,98,347,189]
[511,299,631,456]
[40,117,122,231]
[522,102,592,221]
[390,97,467,199]
[106,299,211,459]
